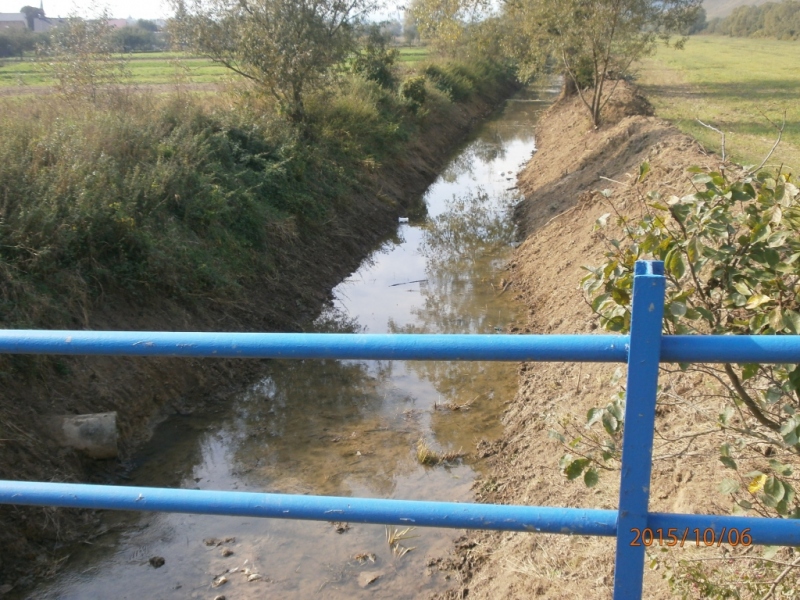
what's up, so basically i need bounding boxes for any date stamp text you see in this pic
[630,527,752,547]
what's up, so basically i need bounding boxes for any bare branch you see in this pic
[696,119,726,163]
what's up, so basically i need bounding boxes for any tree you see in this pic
[38,12,129,104]
[136,18,159,32]
[20,5,44,30]
[576,164,800,510]
[403,6,419,43]
[686,6,707,34]
[0,28,40,58]
[503,0,702,127]
[112,26,157,52]
[351,24,399,89]
[170,0,376,123]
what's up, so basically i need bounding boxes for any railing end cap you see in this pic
[635,260,664,276]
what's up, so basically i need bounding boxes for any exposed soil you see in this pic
[0,80,519,594]
[431,82,774,598]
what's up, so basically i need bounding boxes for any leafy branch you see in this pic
[578,162,800,525]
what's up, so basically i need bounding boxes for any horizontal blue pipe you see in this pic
[1,331,799,364]
[3,482,797,546]
[0,481,617,536]
[0,331,629,362]
[648,512,800,547]
[662,335,800,364]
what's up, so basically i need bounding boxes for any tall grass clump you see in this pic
[0,93,341,327]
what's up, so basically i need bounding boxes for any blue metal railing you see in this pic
[1,259,799,599]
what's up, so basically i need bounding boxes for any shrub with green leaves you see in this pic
[399,75,427,113]
[561,163,800,521]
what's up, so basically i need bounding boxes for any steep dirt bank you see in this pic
[0,79,520,592]
[433,84,751,598]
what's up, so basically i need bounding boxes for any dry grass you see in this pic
[385,525,418,557]
[415,438,466,465]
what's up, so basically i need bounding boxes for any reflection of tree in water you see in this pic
[421,188,514,270]
[439,137,505,183]
[388,189,517,336]
[389,189,522,451]
[229,357,420,498]
[313,303,363,333]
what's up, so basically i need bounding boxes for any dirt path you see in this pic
[431,84,764,598]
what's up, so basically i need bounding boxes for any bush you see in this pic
[351,25,399,90]
[423,63,474,101]
[561,163,800,521]
[399,75,427,113]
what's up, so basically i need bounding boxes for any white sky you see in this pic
[0,0,405,20]
[0,0,173,20]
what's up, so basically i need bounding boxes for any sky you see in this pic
[0,0,173,20]
[0,0,405,20]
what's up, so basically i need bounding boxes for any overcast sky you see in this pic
[0,0,405,20]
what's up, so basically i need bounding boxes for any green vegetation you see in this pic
[0,28,46,58]
[0,50,428,90]
[706,0,800,40]
[0,55,514,330]
[170,0,377,123]
[637,36,800,171]
[0,55,230,88]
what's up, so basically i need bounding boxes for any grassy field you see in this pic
[0,54,229,88]
[0,46,430,90]
[636,35,800,172]
[397,46,429,63]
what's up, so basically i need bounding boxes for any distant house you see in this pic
[32,16,64,32]
[0,3,65,33]
[106,19,128,29]
[0,13,28,30]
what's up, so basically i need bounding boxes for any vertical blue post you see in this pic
[613,260,665,599]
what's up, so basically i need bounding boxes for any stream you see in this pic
[32,81,558,600]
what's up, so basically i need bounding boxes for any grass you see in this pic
[0,48,430,90]
[397,46,429,63]
[385,525,417,557]
[0,54,228,88]
[636,35,800,172]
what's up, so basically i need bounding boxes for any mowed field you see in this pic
[0,46,430,92]
[637,35,800,172]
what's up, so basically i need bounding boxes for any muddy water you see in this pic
[33,83,558,600]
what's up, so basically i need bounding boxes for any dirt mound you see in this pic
[433,84,747,598]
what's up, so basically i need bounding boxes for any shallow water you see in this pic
[32,83,559,600]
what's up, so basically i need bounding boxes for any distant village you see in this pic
[0,3,166,33]
[0,4,169,56]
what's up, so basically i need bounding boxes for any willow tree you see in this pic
[506,0,701,126]
[170,0,374,123]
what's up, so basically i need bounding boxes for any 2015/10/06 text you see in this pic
[630,528,752,547]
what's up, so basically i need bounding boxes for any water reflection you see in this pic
[231,359,418,498]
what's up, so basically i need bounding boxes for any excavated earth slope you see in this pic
[433,83,769,598]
